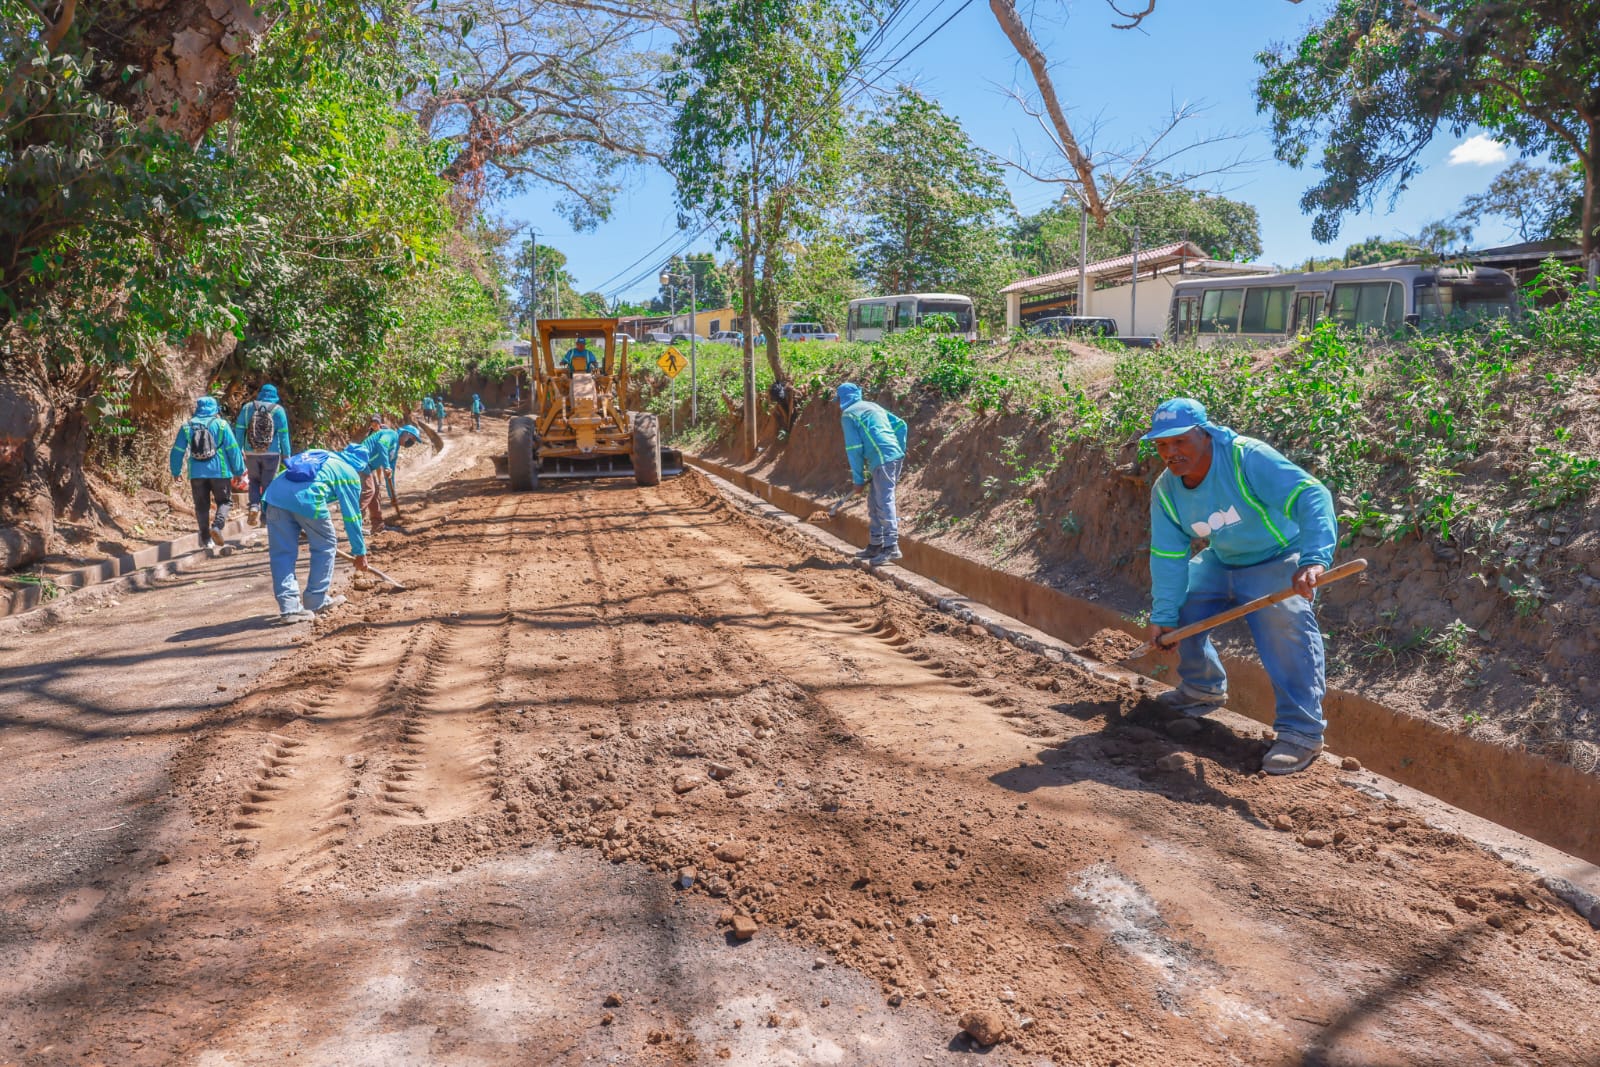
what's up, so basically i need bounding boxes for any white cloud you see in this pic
[1447,134,1508,166]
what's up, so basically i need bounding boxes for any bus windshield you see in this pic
[1417,279,1517,322]
[916,300,973,330]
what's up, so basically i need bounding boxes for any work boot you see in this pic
[854,543,882,559]
[1155,684,1228,717]
[869,544,903,566]
[247,506,260,527]
[209,527,225,548]
[1262,739,1324,776]
[275,610,315,626]
[314,595,347,614]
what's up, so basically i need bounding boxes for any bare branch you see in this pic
[1107,0,1155,31]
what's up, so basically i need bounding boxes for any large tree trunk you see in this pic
[0,1,272,571]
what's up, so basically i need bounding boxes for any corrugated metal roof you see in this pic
[1001,241,1206,294]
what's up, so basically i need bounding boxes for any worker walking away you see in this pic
[1141,398,1337,776]
[434,393,446,434]
[261,442,374,624]
[471,393,483,431]
[234,383,292,526]
[169,396,244,552]
[836,382,908,566]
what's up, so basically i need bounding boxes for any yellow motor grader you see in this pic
[496,318,681,489]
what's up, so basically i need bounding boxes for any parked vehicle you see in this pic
[1026,315,1118,338]
[846,293,977,342]
[1167,263,1517,345]
[708,330,744,345]
[778,322,838,342]
[670,333,694,345]
[642,330,674,344]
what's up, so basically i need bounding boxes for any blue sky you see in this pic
[502,0,1525,303]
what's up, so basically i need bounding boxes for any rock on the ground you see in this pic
[1165,718,1203,740]
[714,842,748,863]
[730,914,758,940]
[1273,814,1295,832]
[1341,756,1362,771]
[958,1009,1007,1046]
[672,774,703,795]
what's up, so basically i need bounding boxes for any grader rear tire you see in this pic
[632,413,662,487]
[508,416,539,491]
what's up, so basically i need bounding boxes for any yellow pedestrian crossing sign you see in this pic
[657,347,687,378]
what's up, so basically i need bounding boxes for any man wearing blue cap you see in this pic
[261,442,374,624]
[359,417,422,533]
[836,382,908,565]
[1142,397,1338,775]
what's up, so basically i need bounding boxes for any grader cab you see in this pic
[497,317,682,490]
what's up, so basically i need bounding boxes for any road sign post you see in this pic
[657,347,687,437]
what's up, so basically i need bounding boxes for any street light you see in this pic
[659,267,698,425]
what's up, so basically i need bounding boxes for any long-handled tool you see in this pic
[807,493,854,524]
[1118,558,1367,662]
[384,468,400,517]
[337,548,406,590]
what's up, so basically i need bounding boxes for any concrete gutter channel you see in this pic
[688,455,1600,927]
[0,515,253,628]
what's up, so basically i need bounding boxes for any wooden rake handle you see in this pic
[336,548,406,590]
[1126,558,1368,661]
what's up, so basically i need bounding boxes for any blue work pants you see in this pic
[1174,550,1326,749]
[264,504,338,615]
[867,458,903,548]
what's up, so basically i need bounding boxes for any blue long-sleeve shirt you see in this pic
[361,428,400,471]
[169,397,244,479]
[261,451,368,556]
[235,386,292,457]
[1148,424,1337,627]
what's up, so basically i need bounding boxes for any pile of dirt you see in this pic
[1077,627,1146,663]
[151,471,1600,1065]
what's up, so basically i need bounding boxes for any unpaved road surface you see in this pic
[2,443,1598,1066]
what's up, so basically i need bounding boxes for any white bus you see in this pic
[1167,264,1517,345]
[846,293,977,342]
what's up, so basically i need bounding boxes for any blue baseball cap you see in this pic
[1141,398,1210,441]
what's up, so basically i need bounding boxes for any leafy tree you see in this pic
[1012,178,1262,276]
[666,0,860,381]
[652,252,734,312]
[411,0,685,226]
[1256,0,1600,271]
[852,89,1014,320]
[1455,162,1582,244]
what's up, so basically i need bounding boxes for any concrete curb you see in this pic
[691,459,1600,925]
[0,515,254,630]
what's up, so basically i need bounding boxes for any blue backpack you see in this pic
[283,451,333,483]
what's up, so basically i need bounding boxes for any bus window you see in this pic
[1331,282,1402,329]
[896,302,916,329]
[1239,286,1293,334]
[916,299,974,331]
[1198,288,1244,333]
[1293,293,1318,333]
[1172,297,1195,336]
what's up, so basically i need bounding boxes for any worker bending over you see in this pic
[1143,398,1337,776]
[261,442,374,625]
[359,418,422,532]
[836,382,908,567]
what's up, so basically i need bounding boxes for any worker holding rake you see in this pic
[1142,398,1338,776]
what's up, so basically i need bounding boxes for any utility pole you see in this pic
[687,264,698,425]
[1077,199,1089,318]
[1130,224,1140,337]
[551,262,561,318]
[740,206,757,458]
[529,231,540,352]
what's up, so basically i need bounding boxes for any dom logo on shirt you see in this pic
[1191,506,1242,538]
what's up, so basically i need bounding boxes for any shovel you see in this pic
[1118,558,1368,662]
[337,548,406,591]
[807,494,853,524]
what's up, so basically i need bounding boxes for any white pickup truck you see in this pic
[778,322,838,342]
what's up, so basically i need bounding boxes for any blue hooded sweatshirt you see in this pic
[836,383,907,485]
[169,396,244,480]
[262,448,368,556]
[1148,423,1338,627]
[235,383,292,457]
[471,394,483,413]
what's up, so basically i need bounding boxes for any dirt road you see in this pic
[1,446,1597,1066]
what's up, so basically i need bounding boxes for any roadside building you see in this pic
[1000,241,1274,336]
